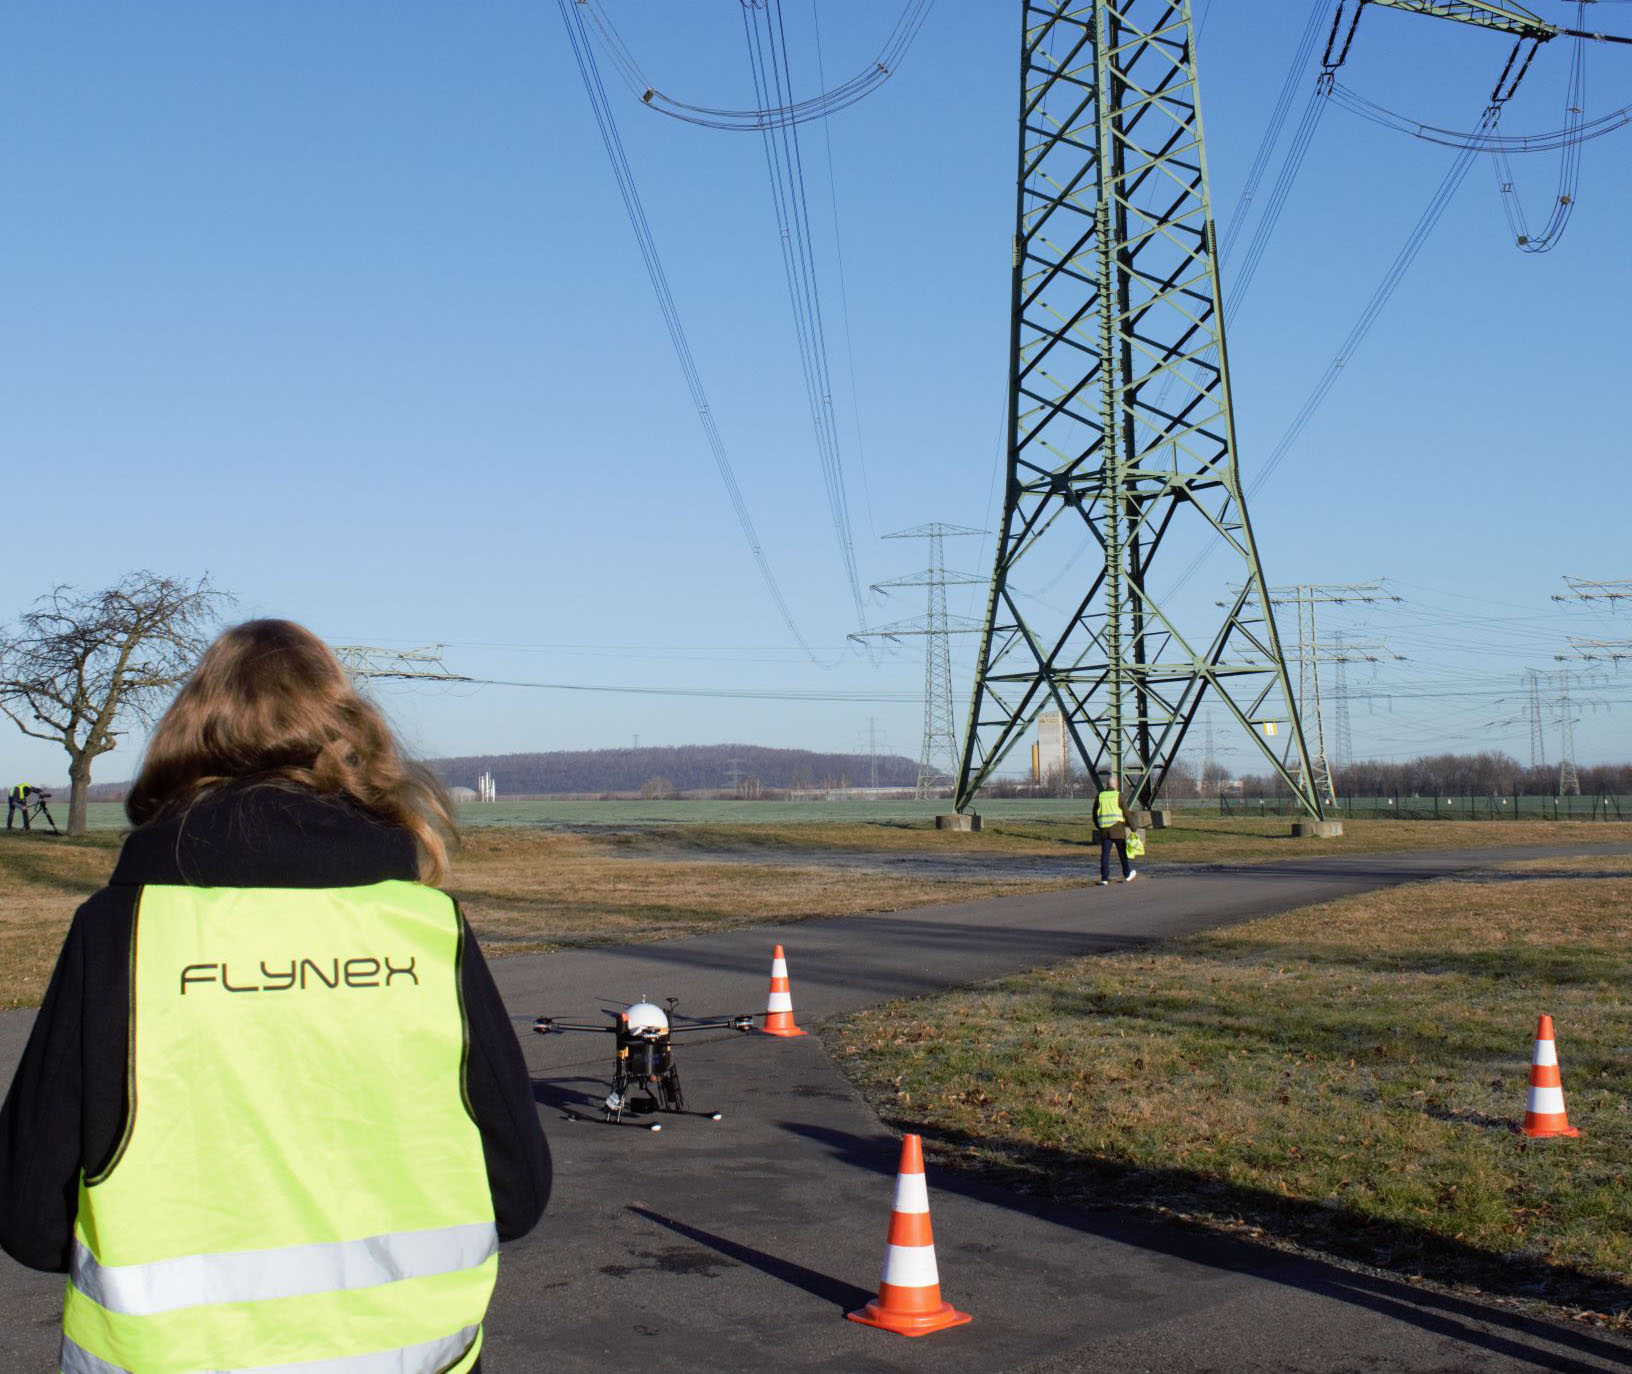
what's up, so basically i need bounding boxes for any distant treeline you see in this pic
[1239,751,1630,798]
[426,744,921,797]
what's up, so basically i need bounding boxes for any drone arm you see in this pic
[667,1016,757,1034]
[530,1018,617,1035]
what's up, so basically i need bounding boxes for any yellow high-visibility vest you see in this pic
[61,881,495,1374]
[1095,789,1125,828]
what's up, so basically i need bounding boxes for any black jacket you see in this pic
[0,782,551,1274]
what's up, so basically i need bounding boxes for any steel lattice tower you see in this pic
[956,0,1320,814]
[1524,669,1547,768]
[1556,671,1581,797]
[1332,632,1353,772]
[852,523,984,799]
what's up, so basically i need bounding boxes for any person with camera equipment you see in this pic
[7,782,40,831]
[6,783,59,834]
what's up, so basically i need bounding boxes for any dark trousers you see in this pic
[6,796,26,830]
[1100,831,1129,881]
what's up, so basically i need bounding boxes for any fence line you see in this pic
[1212,794,1626,821]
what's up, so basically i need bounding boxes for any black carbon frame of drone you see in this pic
[531,999,754,1129]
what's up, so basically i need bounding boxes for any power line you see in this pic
[851,523,985,799]
[554,0,822,661]
[580,0,936,131]
[742,0,868,623]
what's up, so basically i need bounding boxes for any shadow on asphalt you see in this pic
[779,1121,1631,1373]
[628,1206,876,1311]
[532,1076,609,1117]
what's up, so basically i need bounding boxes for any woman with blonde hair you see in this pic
[0,619,549,1374]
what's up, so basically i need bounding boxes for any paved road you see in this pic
[4,844,1630,1371]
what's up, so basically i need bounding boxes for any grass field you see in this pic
[5,811,1629,1324]
[3,815,1628,1009]
[0,825,1077,1008]
[833,859,1632,1323]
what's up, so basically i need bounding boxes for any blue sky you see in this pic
[4,1,1630,789]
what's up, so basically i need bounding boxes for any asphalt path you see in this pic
[3,843,1630,1372]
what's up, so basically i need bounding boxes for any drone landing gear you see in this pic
[581,1061,722,1129]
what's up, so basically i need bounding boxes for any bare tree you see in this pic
[0,572,231,835]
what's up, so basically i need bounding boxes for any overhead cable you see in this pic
[1329,81,1632,151]
[742,0,868,624]
[554,0,823,662]
[1491,9,1587,251]
[1217,3,1334,269]
[1243,107,1499,501]
[1163,107,1502,604]
[457,675,919,703]
[809,0,877,544]
[581,0,935,131]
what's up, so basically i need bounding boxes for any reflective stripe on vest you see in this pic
[60,1324,481,1374]
[1095,789,1124,827]
[62,881,496,1372]
[72,1221,496,1317]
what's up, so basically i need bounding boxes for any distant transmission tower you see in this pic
[1557,672,1581,797]
[1554,575,1632,610]
[851,523,984,799]
[333,644,468,685]
[1561,637,1632,666]
[1332,632,1354,771]
[1524,669,1547,769]
[957,1,1322,816]
[1229,584,1399,803]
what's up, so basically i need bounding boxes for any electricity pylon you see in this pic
[333,645,468,684]
[956,0,1321,815]
[1561,637,1632,666]
[1255,584,1401,803]
[1531,665,1590,796]
[852,523,984,799]
[1524,668,1547,768]
[955,0,1626,816]
[1554,575,1632,609]
[1332,632,1354,772]
[1557,672,1582,797]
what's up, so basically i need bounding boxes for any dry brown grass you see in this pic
[443,828,1067,954]
[4,818,1626,1011]
[835,872,1632,1321]
[0,833,122,1009]
[0,827,1070,1007]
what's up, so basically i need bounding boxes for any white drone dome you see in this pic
[623,1001,670,1034]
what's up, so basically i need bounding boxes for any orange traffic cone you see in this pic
[759,944,806,1037]
[1521,1014,1580,1139]
[847,1134,972,1337]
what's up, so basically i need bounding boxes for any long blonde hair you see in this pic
[126,619,457,882]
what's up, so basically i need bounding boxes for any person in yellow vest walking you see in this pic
[1095,773,1138,885]
[0,620,551,1374]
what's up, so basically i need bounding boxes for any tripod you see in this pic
[10,794,60,835]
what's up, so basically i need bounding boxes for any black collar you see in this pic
[111,781,420,889]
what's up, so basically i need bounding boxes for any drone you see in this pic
[532,998,753,1129]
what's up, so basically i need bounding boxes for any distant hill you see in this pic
[426,744,920,797]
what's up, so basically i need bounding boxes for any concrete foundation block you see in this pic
[936,813,982,832]
[1292,820,1344,838]
[1149,808,1173,829]
[1128,809,1154,828]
